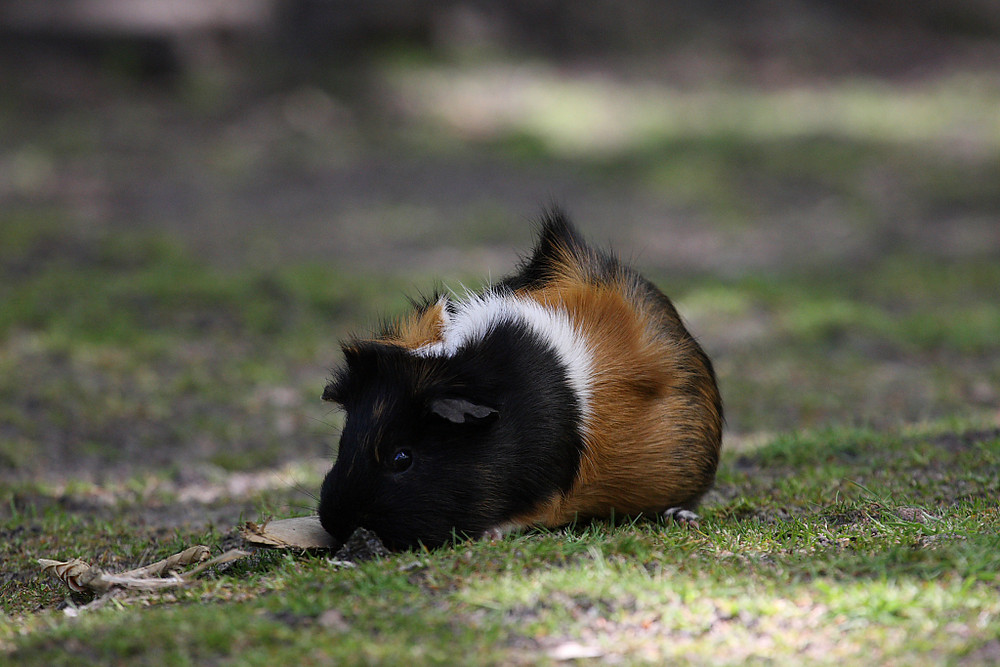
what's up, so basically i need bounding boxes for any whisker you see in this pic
[309,414,343,434]
[290,480,319,502]
[284,502,320,514]
[312,423,342,435]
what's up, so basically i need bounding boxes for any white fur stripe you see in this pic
[412,293,593,420]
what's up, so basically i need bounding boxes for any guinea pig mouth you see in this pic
[318,487,450,550]
[352,519,411,551]
[318,505,363,545]
[321,510,411,551]
[350,518,438,552]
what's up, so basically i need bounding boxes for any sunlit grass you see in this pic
[386,62,1000,157]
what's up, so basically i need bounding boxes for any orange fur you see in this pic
[386,302,447,350]
[512,245,722,527]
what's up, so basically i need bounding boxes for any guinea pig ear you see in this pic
[429,398,498,424]
[322,342,375,403]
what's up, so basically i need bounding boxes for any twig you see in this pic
[38,546,251,596]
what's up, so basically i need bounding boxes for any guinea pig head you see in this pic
[318,341,502,550]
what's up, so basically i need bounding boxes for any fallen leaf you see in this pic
[240,516,336,549]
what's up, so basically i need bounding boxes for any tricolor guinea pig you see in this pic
[318,210,722,550]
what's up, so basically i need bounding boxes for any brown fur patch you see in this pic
[386,301,447,350]
[511,245,723,527]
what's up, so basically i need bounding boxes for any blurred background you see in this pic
[1,1,999,485]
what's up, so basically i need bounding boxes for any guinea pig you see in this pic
[318,209,722,550]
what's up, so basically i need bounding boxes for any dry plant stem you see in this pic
[38,547,250,595]
[178,549,250,579]
[119,546,211,578]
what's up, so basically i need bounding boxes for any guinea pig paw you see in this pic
[663,507,700,529]
[481,527,506,543]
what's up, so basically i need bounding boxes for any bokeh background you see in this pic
[2,1,999,487]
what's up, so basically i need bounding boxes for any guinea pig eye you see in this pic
[389,449,413,473]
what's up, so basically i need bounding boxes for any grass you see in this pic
[0,213,408,348]
[2,424,998,664]
[2,50,999,664]
[1,220,998,665]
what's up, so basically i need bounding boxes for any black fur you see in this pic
[492,208,618,292]
[318,209,720,550]
[319,318,584,550]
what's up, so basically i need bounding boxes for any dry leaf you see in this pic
[240,516,336,549]
[38,558,110,594]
